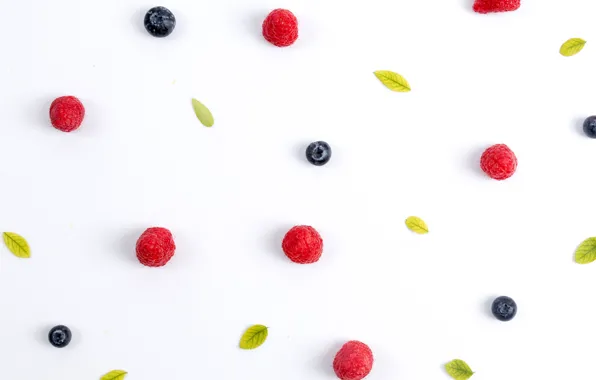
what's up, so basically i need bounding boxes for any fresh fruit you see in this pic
[333,341,374,380]
[48,325,72,348]
[480,144,517,180]
[306,141,332,166]
[144,6,176,37]
[583,116,596,138]
[473,0,520,13]
[491,296,517,321]
[49,96,85,132]
[262,9,298,47]
[136,227,176,267]
[282,225,323,264]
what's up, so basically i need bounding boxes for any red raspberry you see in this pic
[473,0,520,13]
[282,225,322,264]
[480,144,517,180]
[136,227,176,267]
[333,341,374,380]
[262,9,298,47]
[49,96,85,132]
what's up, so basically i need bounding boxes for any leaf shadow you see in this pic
[571,240,582,263]
[316,341,344,376]
[439,361,447,375]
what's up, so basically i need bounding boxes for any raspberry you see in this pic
[282,225,322,264]
[49,96,85,132]
[480,144,517,180]
[473,0,520,13]
[262,9,298,47]
[136,227,176,267]
[333,341,374,380]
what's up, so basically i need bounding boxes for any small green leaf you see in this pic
[575,237,596,264]
[239,324,268,350]
[405,216,428,234]
[374,70,411,92]
[560,38,586,57]
[445,359,474,380]
[191,98,214,127]
[100,370,127,380]
[3,232,30,258]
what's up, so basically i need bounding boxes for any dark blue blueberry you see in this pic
[144,6,176,38]
[305,141,332,166]
[491,296,517,322]
[583,116,596,138]
[48,325,72,348]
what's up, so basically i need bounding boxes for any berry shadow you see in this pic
[242,11,268,45]
[131,8,149,36]
[483,295,498,319]
[35,325,52,346]
[269,226,292,263]
[32,98,52,130]
[295,142,310,166]
[573,116,586,137]
[465,146,488,178]
[36,325,80,349]
[114,228,145,266]
[461,0,476,13]
[316,341,344,376]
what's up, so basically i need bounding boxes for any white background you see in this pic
[1,0,596,379]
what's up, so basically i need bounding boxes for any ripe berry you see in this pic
[144,6,176,37]
[480,144,517,180]
[262,9,298,47]
[48,325,72,348]
[49,96,85,132]
[473,0,520,13]
[333,341,374,380]
[583,116,596,138]
[282,225,323,264]
[136,227,176,267]
[491,296,517,321]
[306,141,332,166]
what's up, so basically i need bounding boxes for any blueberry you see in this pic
[305,141,332,166]
[583,116,596,138]
[48,325,72,348]
[144,6,176,38]
[491,296,517,322]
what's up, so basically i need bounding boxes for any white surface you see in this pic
[1,0,595,379]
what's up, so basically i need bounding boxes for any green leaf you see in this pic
[191,98,214,127]
[575,237,596,264]
[445,359,474,380]
[239,324,268,349]
[405,216,428,234]
[374,70,411,92]
[3,232,30,258]
[560,38,586,57]
[100,370,127,380]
